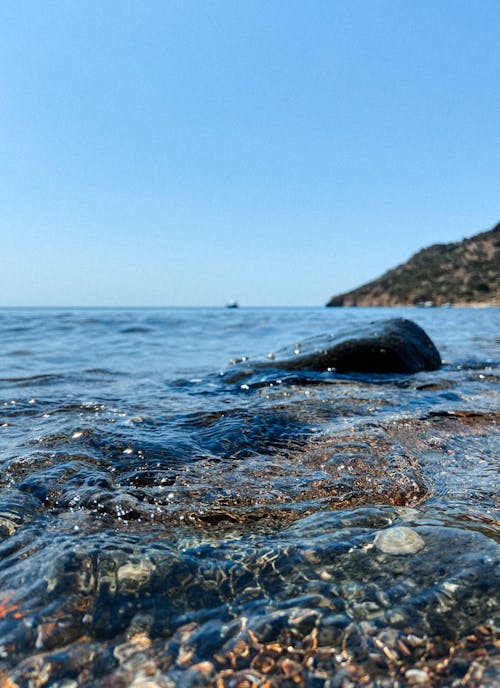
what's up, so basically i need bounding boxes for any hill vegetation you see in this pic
[327,222,500,307]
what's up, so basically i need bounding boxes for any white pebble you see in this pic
[405,668,430,684]
[374,526,425,555]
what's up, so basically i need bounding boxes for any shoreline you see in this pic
[327,301,500,308]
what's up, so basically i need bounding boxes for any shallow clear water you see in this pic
[0,307,498,686]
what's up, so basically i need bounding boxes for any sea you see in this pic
[0,306,498,687]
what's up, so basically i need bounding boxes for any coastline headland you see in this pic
[327,222,499,307]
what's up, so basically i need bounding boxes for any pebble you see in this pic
[405,668,430,685]
[117,560,155,591]
[0,517,18,535]
[373,526,425,555]
[114,633,152,664]
[396,506,420,521]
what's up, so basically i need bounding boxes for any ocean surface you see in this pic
[0,307,498,687]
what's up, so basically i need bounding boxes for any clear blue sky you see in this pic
[1,1,499,306]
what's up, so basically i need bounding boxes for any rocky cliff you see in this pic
[327,222,500,307]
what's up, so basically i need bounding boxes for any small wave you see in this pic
[0,373,65,386]
[119,326,153,334]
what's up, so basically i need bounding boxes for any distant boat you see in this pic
[225,300,239,308]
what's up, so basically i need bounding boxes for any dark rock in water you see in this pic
[265,318,441,374]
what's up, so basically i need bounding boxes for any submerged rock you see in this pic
[266,318,441,374]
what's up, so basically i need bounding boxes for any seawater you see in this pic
[0,307,498,687]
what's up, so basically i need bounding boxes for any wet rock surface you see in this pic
[226,318,442,377]
[0,308,498,686]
